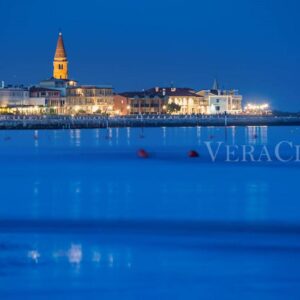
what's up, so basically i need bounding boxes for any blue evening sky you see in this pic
[0,0,299,110]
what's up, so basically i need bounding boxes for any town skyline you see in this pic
[1,0,300,110]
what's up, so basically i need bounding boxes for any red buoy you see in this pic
[188,150,199,158]
[137,149,149,158]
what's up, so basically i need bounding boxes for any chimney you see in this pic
[162,88,166,96]
[0,81,4,89]
[155,87,159,93]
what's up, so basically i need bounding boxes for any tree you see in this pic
[49,108,57,115]
[93,109,102,114]
[76,109,86,114]
[166,102,181,114]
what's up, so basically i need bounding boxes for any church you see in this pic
[39,32,78,93]
[36,32,113,114]
[53,32,69,80]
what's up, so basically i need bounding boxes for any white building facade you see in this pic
[198,89,242,114]
[0,86,30,107]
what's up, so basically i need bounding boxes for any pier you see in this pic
[1,115,300,130]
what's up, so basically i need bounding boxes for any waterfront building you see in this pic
[0,85,29,107]
[0,85,29,114]
[119,90,165,115]
[0,85,47,114]
[113,94,129,115]
[120,87,206,114]
[29,86,64,114]
[197,80,242,114]
[161,87,207,114]
[66,86,114,114]
[39,78,77,96]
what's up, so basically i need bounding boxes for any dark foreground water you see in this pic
[0,126,300,299]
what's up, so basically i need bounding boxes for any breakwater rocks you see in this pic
[1,115,300,130]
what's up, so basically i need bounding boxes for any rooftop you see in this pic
[68,85,113,90]
[54,33,67,59]
[121,87,203,98]
[29,86,60,92]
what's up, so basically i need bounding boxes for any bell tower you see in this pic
[53,32,68,80]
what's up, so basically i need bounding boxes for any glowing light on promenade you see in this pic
[246,103,269,110]
[244,103,270,114]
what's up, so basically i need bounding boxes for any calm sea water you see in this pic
[0,126,300,299]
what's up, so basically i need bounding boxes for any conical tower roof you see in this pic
[212,78,219,90]
[54,32,67,59]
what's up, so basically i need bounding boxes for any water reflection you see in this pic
[246,126,268,145]
[126,127,131,145]
[108,253,114,267]
[95,129,100,146]
[52,130,58,146]
[0,127,300,298]
[106,128,113,143]
[28,250,40,263]
[162,127,167,145]
[115,128,119,146]
[231,126,236,145]
[245,182,269,222]
[20,241,133,271]
[34,130,39,148]
[260,126,268,144]
[70,129,81,147]
[196,126,201,145]
[32,180,40,218]
[92,250,101,263]
[0,127,299,226]
[70,181,82,218]
[1,231,300,300]
[68,244,82,264]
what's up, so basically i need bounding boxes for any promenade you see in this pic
[1,114,300,129]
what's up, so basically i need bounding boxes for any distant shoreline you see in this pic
[1,115,300,130]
